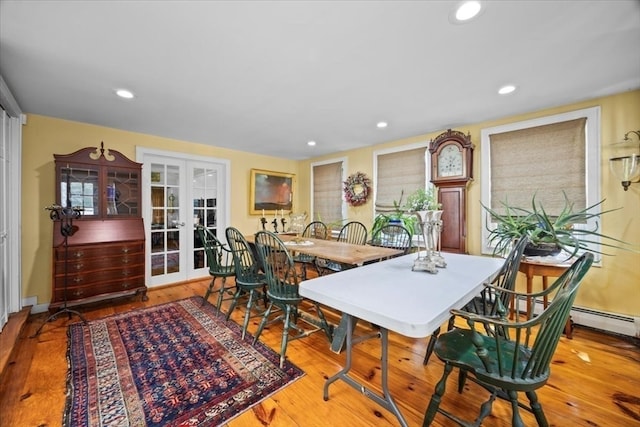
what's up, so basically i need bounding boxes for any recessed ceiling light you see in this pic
[450,1,483,24]
[498,85,517,95]
[377,121,388,128]
[307,140,316,146]
[115,89,134,99]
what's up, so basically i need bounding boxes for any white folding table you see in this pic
[299,252,504,427]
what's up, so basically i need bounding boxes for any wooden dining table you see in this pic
[246,232,405,352]
[244,233,403,266]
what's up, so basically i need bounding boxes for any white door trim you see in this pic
[135,147,230,287]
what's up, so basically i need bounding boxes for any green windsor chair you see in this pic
[315,221,368,275]
[423,236,530,365]
[225,227,269,339]
[253,230,333,368]
[422,252,594,427]
[292,221,328,279]
[369,223,413,256]
[196,225,236,314]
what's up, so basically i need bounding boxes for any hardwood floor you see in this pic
[1,278,639,427]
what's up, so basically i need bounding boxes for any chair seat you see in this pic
[235,271,266,288]
[435,328,546,391]
[211,265,236,277]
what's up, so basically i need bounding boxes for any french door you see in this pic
[137,148,230,288]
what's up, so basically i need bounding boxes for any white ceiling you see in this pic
[1,1,639,160]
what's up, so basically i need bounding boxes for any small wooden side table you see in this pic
[518,259,574,338]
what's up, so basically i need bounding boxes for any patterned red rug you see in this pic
[65,297,304,426]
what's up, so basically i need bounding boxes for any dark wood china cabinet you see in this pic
[49,143,147,312]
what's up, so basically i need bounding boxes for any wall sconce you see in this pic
[609,130,640,191]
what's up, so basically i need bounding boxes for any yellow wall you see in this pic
[21,115,299,304]
[22,90,639,319]
[299,90,640,318]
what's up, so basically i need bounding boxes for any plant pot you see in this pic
[523,242,562,257]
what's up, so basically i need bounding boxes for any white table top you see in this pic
[299,252,505,338]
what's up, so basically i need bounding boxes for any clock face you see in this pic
[437,144,463,177]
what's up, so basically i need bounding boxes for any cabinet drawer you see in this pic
[54,276,145,302]
[54,265,144,288]
[55,252,145,273]
[55,242,144,261]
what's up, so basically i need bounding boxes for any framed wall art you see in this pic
[250,169,294,215]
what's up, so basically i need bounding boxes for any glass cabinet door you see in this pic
[106,166,140,216]
[59,165,100,216]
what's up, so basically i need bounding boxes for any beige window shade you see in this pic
[490,117,587,216]
[313,162,343,224]
[376,147,426,208]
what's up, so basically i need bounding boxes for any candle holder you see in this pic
[260,217,267,230]
[271,218,279,233]
[32,204,87,337]
[411,210,445,274]
[280,217,287,232]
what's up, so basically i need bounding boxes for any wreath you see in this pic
[343,172,371,206]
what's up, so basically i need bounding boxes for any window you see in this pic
[374,143,429,210]
[311,159,345,225]
[480,107,601,254]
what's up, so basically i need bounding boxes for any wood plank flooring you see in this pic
[1,278,638,427]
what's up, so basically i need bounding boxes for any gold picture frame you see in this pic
[250,169,294,215]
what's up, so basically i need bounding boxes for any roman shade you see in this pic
[489,117,587,216]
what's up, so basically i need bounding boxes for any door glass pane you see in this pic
[150,163,182,276]
[192,167,218,269]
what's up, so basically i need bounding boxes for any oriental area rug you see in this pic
[64,297,304,426]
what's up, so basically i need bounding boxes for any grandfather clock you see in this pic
[429,129,474,254]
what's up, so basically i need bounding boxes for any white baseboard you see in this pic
[22,296,49,314]
[530,298,638,338]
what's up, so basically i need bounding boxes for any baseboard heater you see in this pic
[528,297,639,338]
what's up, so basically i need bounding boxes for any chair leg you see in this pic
[526,390,549,427]
[215,277,228,312]
[508,390,526,427]
[422,362,453,426]
[457,369,468,393]
[202,277,217,305]
[475,388,498,425]
[225,287,243,321]
[253,303,273,345]
[423,327,441,365]
[240,290,257,340]
[313,302,333,341]
[279,305,294,368]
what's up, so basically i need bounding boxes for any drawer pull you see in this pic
[122,248,130,254]
[73,277,84,283]
[73,251,84,258]
[74,263,83,270]
[72,289,84,297]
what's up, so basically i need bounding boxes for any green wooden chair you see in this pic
[225,227,268,339]
[196,225,236,313]
[293,221,328,279]
[423,236,530,365]
[315,221,368,275]
[422,252,594,427]
[253,230,333,368]
[369,223,413,255]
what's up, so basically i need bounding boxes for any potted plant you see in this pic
[403,185,442,212]
[483,193,634,258]
[372,191,419,237]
